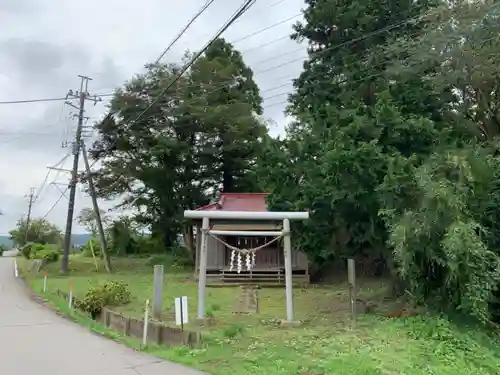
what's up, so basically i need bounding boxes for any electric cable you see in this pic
[41,187,69,219]
[229,12,301,44]
[154,0,219,64]
[1,3,497,108]
[0,92,114,105]
[128,0,257,127]
[33,153,71,206]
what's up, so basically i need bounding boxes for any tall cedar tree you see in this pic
[261,0,442,267]
[91,39,266,248]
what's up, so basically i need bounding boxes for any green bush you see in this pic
[76,280,131,319]
[21,242,35,259]
[170,245,194,267]
[222,323,246,338]
[32,248,59,263]
[21,242,46,259]
[81,238,101,257]
[22,243,61,263]
[135,235,165,254]
[75,286,108,319]
[145,246,193,269]
[103,280,132,305]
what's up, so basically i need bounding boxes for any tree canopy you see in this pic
[9,218,62,247]
[91,38,267,249]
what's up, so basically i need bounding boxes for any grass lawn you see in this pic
[19,255,500,375]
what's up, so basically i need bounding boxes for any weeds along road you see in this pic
[0,256,207,375]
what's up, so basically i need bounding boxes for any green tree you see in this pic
[262,0,442,267]
[260,0,500,322]
[385,0,500,139]
[9,218,62,247]
[91,38,267,249]
[187,38,266,193]
[77,207,111,236]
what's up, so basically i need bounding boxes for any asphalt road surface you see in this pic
[0,256,208,375]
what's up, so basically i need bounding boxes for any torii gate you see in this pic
[184,209,309,323]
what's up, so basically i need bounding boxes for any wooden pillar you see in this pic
[283,218,294,322]
[194,224,201,278]
[197,217,209,319]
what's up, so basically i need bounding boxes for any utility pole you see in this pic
[81,141,111,272]
[61,75,103,274]
[24,187,35,244]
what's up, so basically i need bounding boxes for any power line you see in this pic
[33,153,71,206]
[112,10,435,123]
[42,187,68,219]
[261,32,500,111]
[154,0,218,64]
[94,5,498,137]
[229,12,301,44]
[128,0,257,127]
[0,93,113,105]
[73,9,500,143]
[0,97,68,105]
[0,11,294,107]
[86,0,257,167]
[197,0,293,40]
[165,4,500,109]
[1,4,494,110]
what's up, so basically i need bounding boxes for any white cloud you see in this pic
[0,0,307,234]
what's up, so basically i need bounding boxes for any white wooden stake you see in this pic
[197,217,209,319]
[68,290,73,309]
[283,218,294,322]
[14,259,18,278]
[43,275,47,293]
[142,299,150,346]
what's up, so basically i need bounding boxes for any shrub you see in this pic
[222,323,246,338]
[33,248,59,263]
[81,238,101,258]
[23,243,61,263]
[103,281,132,305]
[135,235,165,254]
[21,242,37,259]
[170,246,194,267]
[76,286,108,319]
[77,280,131,319]
[146,246,193,269]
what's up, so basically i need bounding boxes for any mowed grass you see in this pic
[19,255,500,375]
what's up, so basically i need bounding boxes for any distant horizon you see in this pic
[0,233,92,248]
[0,232,91,237]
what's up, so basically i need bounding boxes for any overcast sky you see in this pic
[0,0,307,235]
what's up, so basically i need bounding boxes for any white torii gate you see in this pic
[184,210,309,323]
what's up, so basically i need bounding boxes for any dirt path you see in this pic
[0,256,208,375]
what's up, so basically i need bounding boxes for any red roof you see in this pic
[196,193,269,212]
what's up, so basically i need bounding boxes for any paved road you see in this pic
[0,257,207,375]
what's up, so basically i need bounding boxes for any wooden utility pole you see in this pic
[61,75,103,274]
[81,141,111,272]
[24,187,35,244]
